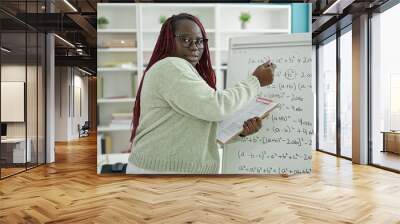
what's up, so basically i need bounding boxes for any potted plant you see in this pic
[159,15,167,25]
[239,12,251,29]
[97,17,109,29]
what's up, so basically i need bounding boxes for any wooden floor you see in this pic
[373,151,400,171]
[1,163,45,178]
[1,135,400,223]
[0,167,26,178]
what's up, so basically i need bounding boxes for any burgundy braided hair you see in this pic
[130,13,216,143]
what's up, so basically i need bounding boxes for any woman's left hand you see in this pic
[239,117,262,137]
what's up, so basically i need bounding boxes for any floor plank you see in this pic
[373,151,400,171]
[0,135,400,223]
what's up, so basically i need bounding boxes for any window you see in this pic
[318,36,337,154]
[339,28,352,158]
[312,45,317,150]
[0,1,47,179]
[371,3,400,171]
[390,74,400,130]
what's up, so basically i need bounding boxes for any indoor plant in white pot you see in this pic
[159,15,167,25]
[97,17,109,29]
[239,12,251,29]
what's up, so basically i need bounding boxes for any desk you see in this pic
[1,138,31,163]
[381,131,400,154]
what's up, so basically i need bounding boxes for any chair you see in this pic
[79,121,90,138]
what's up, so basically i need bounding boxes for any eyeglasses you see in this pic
[174,34,208,49]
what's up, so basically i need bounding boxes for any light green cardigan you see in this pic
[128,57,260,174]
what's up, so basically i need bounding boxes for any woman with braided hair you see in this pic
[126,13,275,174]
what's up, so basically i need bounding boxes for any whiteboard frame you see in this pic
[1,81,25,122]
[229,33,311,50]
[223,33,313,174]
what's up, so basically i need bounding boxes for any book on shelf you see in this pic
[120,64,137,69]
[98,98,135,103]
[111,120,131,125]
[101,95,130,99]
[97,76,103,98]
[101,136,106,154]
[100,134,112,154]
[108,124,131,129]
[99,39,137,48]
[99,63,137,70]
[110,113,133,127]
[112,112,132,119]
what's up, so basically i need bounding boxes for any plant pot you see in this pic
[98,24,107,29]
[241,22,247,29]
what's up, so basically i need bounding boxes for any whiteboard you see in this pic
[222,33,313,175]
[1,82,25,122]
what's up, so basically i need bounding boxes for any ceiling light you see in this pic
[1,47,11,53]
[54,34,75,48]
[120,40,125,44]
[63,0,78,12]
[323,0,355,15]
[78,67,92,76]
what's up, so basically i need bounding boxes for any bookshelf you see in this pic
[97,98,135,104]
[97,125,131,132]
[97,29,137,33]
[97,48,138,53]
[97,3,291,155]
[97,4,138,156]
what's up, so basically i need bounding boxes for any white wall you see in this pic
[55,67,89,141]
[1,65,26,81]
[72,73,89,138]
[1,65,37,137]
[2,64,46,164]
[1,66,26,137]
[55,67,68,141]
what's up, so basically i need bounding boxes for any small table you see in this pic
[381,131,400,154]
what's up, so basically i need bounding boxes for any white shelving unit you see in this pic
[97,48,138,53]
[97,125,131,132]
[97,67,138,72]
[97,4,138,155]
[97,3,291,154]
[97,152,130,174]
[97,98,135,104]
[220,29,289,33]
[97,29,137,33]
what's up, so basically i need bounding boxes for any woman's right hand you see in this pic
[252,61,276,87]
